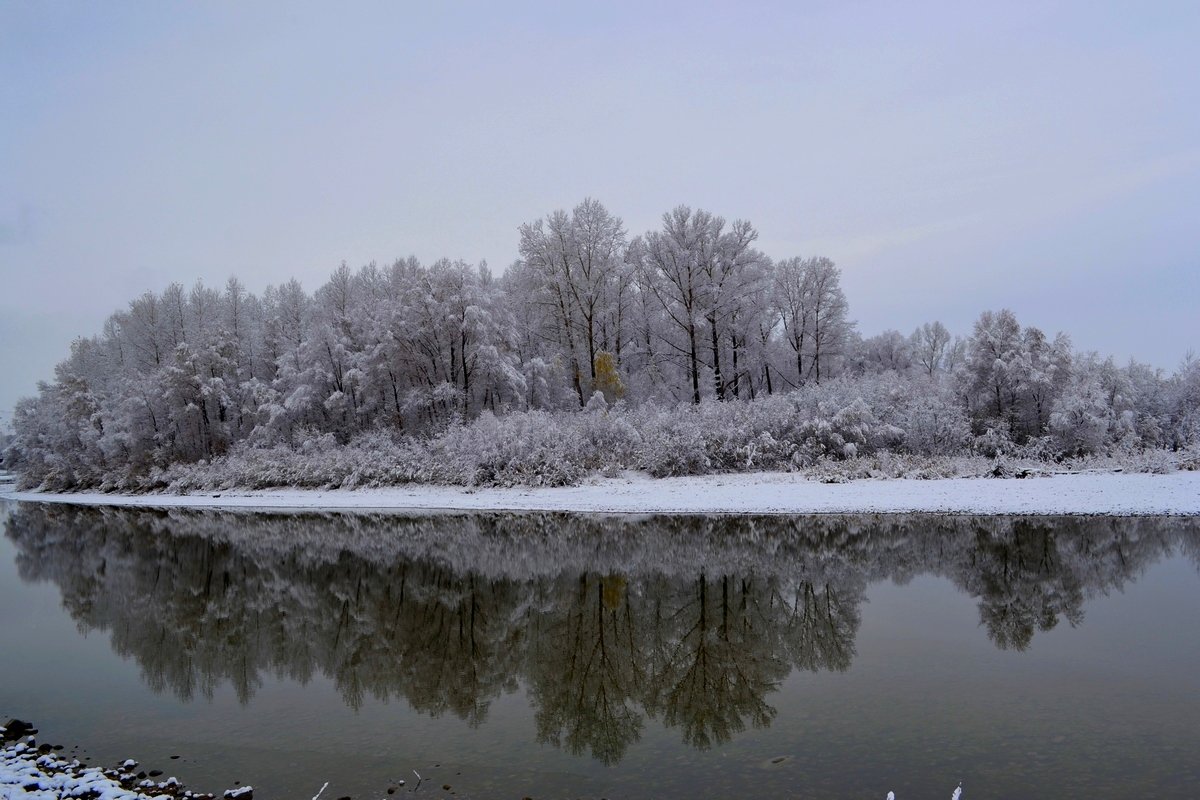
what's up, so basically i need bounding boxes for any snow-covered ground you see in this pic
[2,470,1198,515]
[0,739,224,800]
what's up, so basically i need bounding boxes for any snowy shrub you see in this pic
[1135,449,1178,475]
[884,379,972,455]
[428,411,588,486]
[1015,435,1059,462]
[634,407,711,477]
[1049,389,1110,456]
[584,390,609,413]
[972,425,1014,458]
[575,405,642,471]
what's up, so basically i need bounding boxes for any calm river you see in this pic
[1,502,1198,798]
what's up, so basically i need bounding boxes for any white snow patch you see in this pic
[1,741,173,800]
[4,471,1199,516]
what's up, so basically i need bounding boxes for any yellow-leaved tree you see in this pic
[592,351,625,405]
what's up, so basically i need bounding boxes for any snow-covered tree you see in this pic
[517,199,628,406]
[911,321,951,377]
[772,256,853,386]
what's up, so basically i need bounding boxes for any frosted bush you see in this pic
[972,426,1014,458]
[429,411,587,486]
[634,408,711,477]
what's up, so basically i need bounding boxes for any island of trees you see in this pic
[5,199,1198,491]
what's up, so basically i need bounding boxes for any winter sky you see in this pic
[2,1,1198,426]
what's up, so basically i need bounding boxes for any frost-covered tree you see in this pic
[1166,353,1200,449]
[517,199,628,406]
[804,257,853,383]
[699,219,770,401]
[850,329,913,376]
[962,310,1077,443]
[628,208,774,404]
[964,308,1024,427]
[911,321,951,377]
[772,256,852,386]
[633,206,722,404]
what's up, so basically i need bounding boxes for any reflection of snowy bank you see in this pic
[6,469,1200,515]
[9,503,1197,584]
[5,506,1197,765]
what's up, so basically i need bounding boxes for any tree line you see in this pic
[6,198,1199,489]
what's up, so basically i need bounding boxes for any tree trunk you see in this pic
[729,331,740,399]
[688,322,701,405]
[709,315,725,400]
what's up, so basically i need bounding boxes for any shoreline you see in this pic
[1,719,237,800]
[3,470,1198,516]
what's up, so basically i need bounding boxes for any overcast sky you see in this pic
[2,1,1198,427]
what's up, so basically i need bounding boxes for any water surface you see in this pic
[1,502,1198,798]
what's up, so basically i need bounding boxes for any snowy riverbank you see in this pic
[3,470,1198,516]
[0,720,234,800]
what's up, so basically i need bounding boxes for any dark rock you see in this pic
[443,785,451,791]
[2,718,35,741]
[150,770,164,777]
[170,755,181,759]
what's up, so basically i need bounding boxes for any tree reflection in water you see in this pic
[4,505,1196,764]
